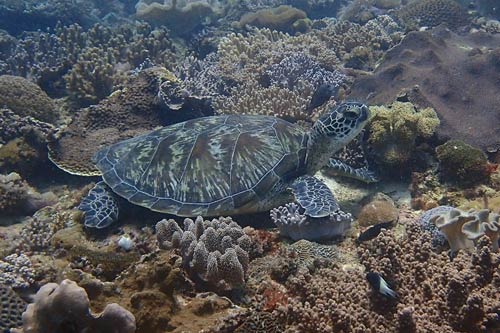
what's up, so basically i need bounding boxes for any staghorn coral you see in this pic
[436,140,491,186]
[47,66,176,176]
[0,285,26,333]
[156,216,252,290]
[270,202,352,241]
[394,0,470,31]
[0,75,58,123]
[12,279,136,333]
[368,101,440,168]
[0,253,35,289]
[135,0,225,35]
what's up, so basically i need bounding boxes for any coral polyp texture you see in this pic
[12,279,136,333]
[0,285,26,333]
[394,0,470,30]
[156,216,253,290]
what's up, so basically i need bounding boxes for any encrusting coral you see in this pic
[12,279,136,333]
[368,101,440,168]
[156,216,252,291]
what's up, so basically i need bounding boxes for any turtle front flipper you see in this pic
[79,181,119,228]
[272,175,352,241]
[289,175,340,218]
[327,158,379,183]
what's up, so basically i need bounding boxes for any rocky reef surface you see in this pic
[1,1,499,332]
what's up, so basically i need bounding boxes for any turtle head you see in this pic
[307,102,370,173]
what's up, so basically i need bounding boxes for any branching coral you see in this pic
[12,279,136,333]
[368,101,440,168]
[156,216,253,291]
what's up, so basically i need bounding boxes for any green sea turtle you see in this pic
[79,102,371,229]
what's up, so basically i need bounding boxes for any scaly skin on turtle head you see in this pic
[307,102,370,174]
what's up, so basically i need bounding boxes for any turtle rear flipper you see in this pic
[327,158,379,183]
[79,181,119,228]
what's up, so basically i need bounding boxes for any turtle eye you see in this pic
[344,110,358,119]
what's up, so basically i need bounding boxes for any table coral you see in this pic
[156,216,252,291]
[238,5,307,33]
[135,0,225,35]
[368,101,440,168]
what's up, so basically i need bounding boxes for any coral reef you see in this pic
[156,216,252,290]
[47,67,176,176]
[436,140,491,186]
[0,22,177,103]
[12,279,136,333]
[0,285,26,333]
[0,75,58,123]
[394,0,470,30]
[348,27,500,150]
[368,102,440,168]
[135,0,225,35]
[270,203,352,241]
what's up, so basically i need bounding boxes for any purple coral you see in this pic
[270,202,352,241]
[156,216,252,290]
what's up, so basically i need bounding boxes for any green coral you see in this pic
[368,101,440,167]
[436,140,490,186]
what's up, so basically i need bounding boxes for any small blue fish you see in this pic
[366,272,398,299]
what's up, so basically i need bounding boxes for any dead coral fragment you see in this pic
[13,279,135,333]
[436,140,490,186]
[156,216,252,290]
